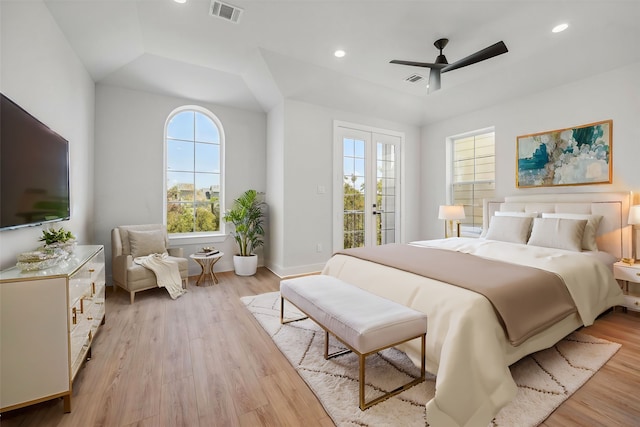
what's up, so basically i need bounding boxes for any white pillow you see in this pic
[481,211,538,238]
[484,216,534,244]
[494,211,539,218]
[527,218,587,252]
[541,213,602,251]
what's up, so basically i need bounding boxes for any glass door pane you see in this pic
[343,136,367,249]
[376,141,396,245]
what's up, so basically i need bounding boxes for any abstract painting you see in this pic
[517,120,612,188]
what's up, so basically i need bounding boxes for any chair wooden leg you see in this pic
[130,291,135,304]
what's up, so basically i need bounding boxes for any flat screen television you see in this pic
[1,93,70,230]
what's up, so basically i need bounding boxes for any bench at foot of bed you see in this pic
[280,274,428,410]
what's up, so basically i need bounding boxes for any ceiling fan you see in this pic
[390,38,508,93]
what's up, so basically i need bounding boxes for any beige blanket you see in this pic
[336,244,576,346]
[323,238,624,427]
[134,253,186,299]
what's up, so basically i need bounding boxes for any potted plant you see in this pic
[223,189,265,276]
[39,226,76,254]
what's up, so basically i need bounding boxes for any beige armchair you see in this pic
[111,224,188,303]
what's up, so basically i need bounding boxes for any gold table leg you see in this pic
[194,257,222,286]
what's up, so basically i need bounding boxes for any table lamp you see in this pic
[438,205,466,238]
[629,205,640,263]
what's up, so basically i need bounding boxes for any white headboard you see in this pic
[483,192,631,258]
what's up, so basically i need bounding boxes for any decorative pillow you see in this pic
[494,211,539,218]
[527,218,588,252]
[484,216,534,244]
[541,213,602,251]
[481,212,538,238]
[128,229,167,258]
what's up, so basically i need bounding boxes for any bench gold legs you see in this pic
[357,334,426,410]
[280,296,308,324]
[324,330,351,359]
[281,296,426,411]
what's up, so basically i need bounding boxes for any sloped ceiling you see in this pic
[44,0,640,125]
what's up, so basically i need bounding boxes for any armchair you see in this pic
[111,224,188,303]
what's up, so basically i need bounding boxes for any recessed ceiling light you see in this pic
[174,0,187,3]
[334,50,346,58]
[552,23,569,33]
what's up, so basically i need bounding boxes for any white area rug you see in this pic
[241,291,621,427]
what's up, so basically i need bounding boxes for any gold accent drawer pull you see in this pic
[72,307,77,324]
[89,269,95,273]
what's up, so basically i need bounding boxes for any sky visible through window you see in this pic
[167,111,220,191]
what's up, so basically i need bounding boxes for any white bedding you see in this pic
[321,237,623,427]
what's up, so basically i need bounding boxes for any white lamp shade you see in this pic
[629,205,640,225]
[438,205,466,220]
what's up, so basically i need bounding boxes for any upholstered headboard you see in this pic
[483,192,631,258]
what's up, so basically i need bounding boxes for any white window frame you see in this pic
[446,126,495,237]
[164,105,226,245]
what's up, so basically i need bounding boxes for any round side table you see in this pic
[189,252,224,286]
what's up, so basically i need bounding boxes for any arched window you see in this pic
[165,106,224,236]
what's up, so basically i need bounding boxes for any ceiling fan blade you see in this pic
[390,60,446,69]
[428,69,441,93]
[441,41,508,73]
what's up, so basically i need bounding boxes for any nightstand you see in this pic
[613,261,640,311]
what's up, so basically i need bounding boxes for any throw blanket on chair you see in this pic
[134,253,186,299]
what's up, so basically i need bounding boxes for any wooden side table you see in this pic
[190,252,224,286]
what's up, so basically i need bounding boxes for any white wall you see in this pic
[265,101,285,270]
[0,1,95,270]
[267,99,421,277]
[94,84,267,278]
[421,61,640,240]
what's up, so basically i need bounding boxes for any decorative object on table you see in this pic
[39,226,77,254]
[438,205,465,238]
[195,246,220,256]
[516,120,612,188]
[16,250,64,271]
[628,204,640,263]
[223,189,265,276]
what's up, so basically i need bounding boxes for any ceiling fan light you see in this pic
[552,23,568,33]
[428,69,441,94]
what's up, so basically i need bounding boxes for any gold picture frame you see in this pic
[516,120,612,188]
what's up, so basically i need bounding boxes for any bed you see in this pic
[321,192,630,427]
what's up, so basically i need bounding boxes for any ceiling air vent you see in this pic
[404,74,425,84]
[210,0,243,24]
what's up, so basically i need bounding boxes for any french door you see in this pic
[334,123,401,250]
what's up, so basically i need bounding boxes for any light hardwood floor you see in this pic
[1,268,639,426]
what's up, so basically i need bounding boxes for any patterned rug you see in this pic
[241,292,621,427]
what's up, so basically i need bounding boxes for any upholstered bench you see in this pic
[280,275,427,410]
